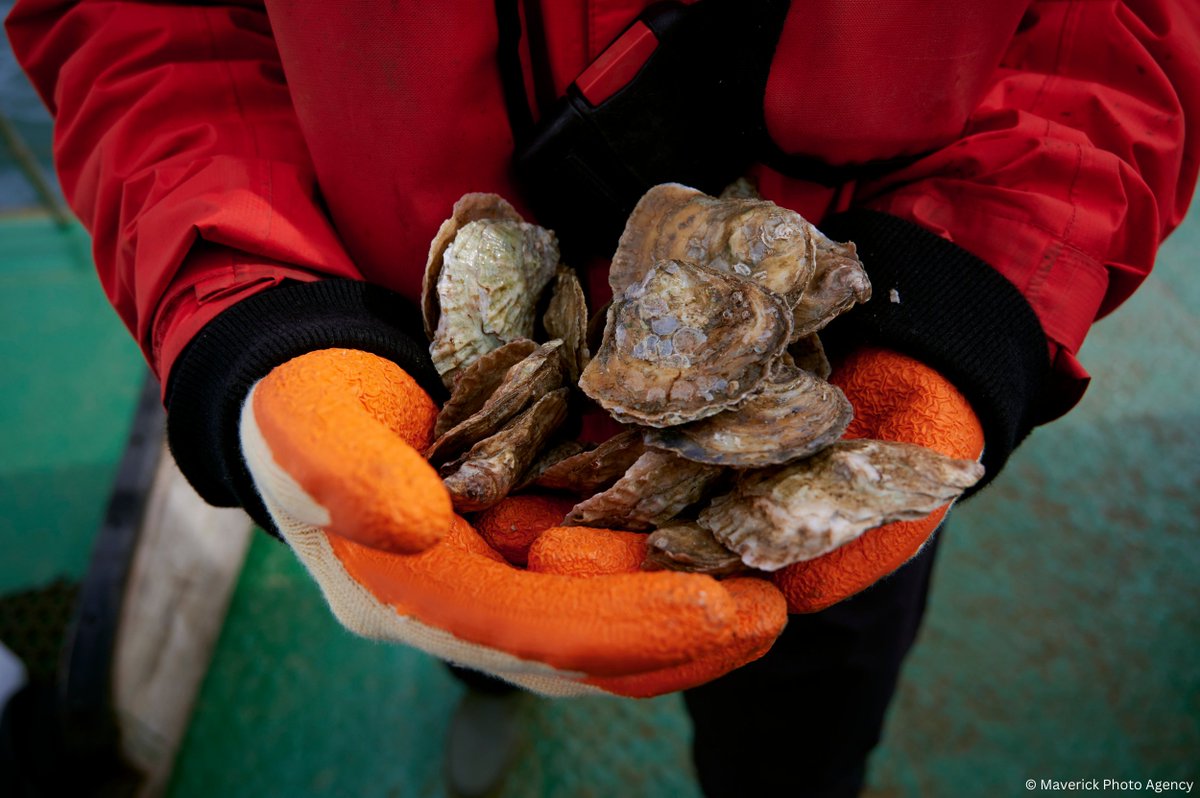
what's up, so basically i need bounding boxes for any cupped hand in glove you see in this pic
[240,348,452,554]
[240,348,788,697]
[773,346,985,613]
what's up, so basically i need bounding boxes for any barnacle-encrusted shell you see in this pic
[579,259,792,427]
[698,439,985,571]
[542,266,590,384]
[610,183,818,305]
[434,338,538,438]
[564,449,723,531]
[422,193,523,338]
[426,340,564,466]
[532,428,646,495]
[790,238,871,338]
[643,355,853,467]
[442,388,570,513]
[643,521,749,577]
[426,197,559,386]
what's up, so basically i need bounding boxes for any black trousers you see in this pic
[684,532,942,797]
[450,532,943,798]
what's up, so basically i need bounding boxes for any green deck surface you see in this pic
[0,216,144,592]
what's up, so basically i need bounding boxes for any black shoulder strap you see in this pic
[495,1,930,258]
[500,0,792,256]
[494,0,534,144]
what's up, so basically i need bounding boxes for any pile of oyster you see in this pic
[420,184,983,575]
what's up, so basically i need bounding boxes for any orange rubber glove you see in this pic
[239,348,453,555]
[773,347,985,613]
[240,349,787,697]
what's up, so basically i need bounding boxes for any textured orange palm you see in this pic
[773,347,984,613]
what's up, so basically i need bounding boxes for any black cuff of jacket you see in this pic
[819,210,1051,490]
[164,279,444,533]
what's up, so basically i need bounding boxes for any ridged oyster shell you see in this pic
[579,259,792,427]
[643,354,853,467]
[789,334,831,379]
[698,439,985,571]
[434,338,539,438]
[442,388,570,513]
[563,449,723,531]
[643,521,749,576]
[610,183,818,304]
[531,428,646,495]
[426,340,565,466]
[791,238,871,337]
[542,266,590,384]
[611,183,870,341]
[424,194,559,387]
[422,193,522,338]
[512,439,589,492]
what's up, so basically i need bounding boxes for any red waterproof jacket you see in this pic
[7,0,1200,510]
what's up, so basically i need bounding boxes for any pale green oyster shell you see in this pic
[422,193,523,339]
[426,198,559,388]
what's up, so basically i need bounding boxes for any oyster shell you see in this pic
[434,338,539,438]
[718,177,761,201]
[698,439,985,571]
[610,183,818,306]
[579,259,792,427]
[564,448,723,531]
[643,355,852,467]
[788,334,831,379]
[643,521,749,577]
[512,439,589,492]
[425,340,565,466]
[442,388,570,513]
[531,428,646,495]
[790,238,871,338]
[542,266,590,384]
[425,196,560,386]
[422,193,523,339]
[586,300,611,361]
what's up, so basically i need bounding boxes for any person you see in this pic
[7,1,1199,795]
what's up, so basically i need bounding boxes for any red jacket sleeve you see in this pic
[5,0,365,383]
[854,0,1200,414]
